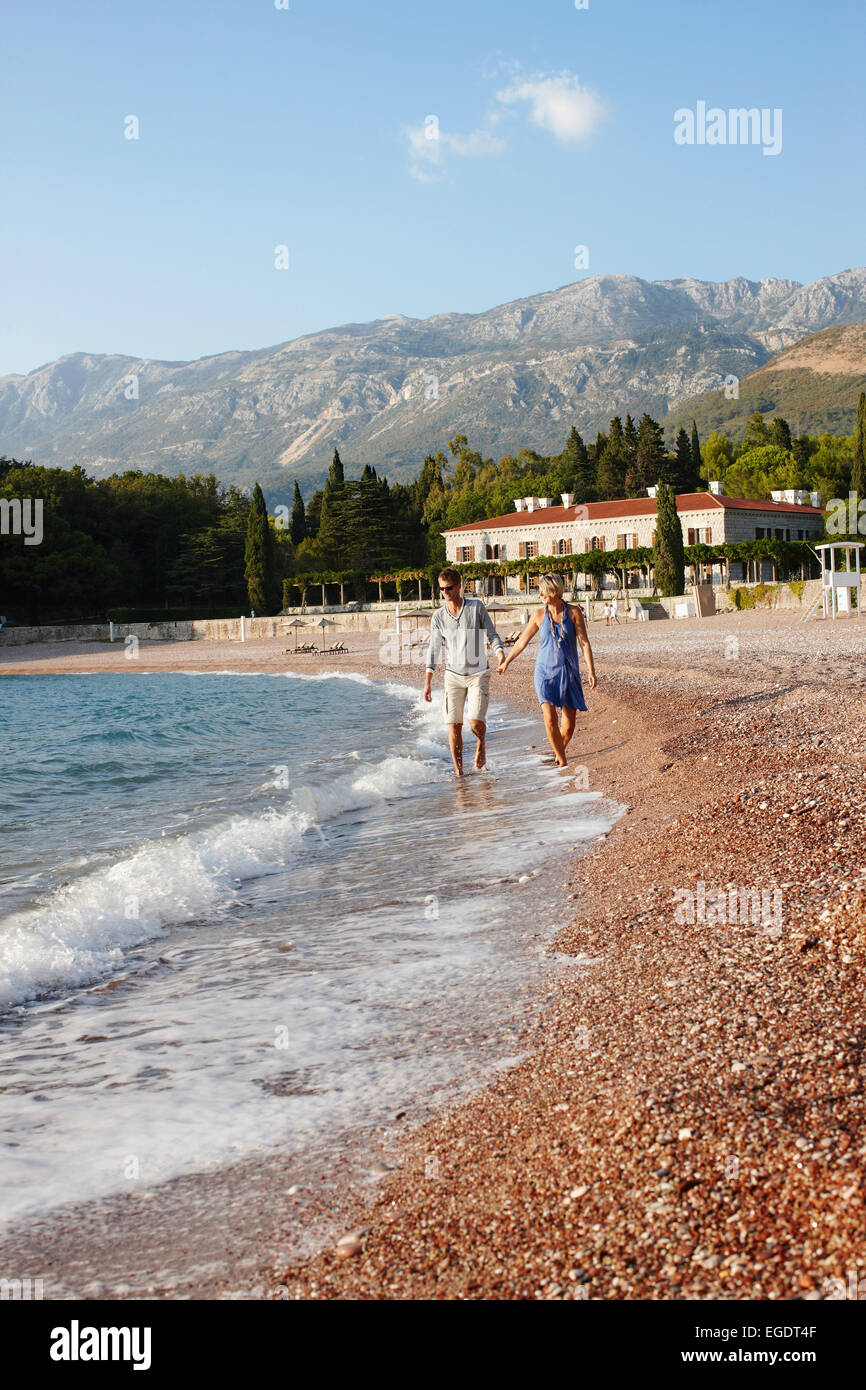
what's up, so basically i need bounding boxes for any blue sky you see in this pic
[2,0,864,375]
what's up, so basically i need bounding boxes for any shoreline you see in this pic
[3,612,865,1299]
[0,639,618,1298]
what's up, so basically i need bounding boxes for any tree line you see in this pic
[2,393,863,620]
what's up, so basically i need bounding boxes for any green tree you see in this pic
[653,481,685,597]
[290,481,306,544]
[702,430,735,483]
[852,392,866,496]
[674,426,698,492]
[722,444,793,500]
[770,417,793,453]
[341,465,402,571]
[624,413,638,470]
[166,496,249,606]
[561,426,595,503]
[627,412,666,495]
[742,411,770,451]
[690,420,702,484]
[329,448,345,486]
[244,483,280,613]
[596,417,627,499]
[305,489,323,538]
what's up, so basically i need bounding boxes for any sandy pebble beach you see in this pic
[3,608,865,1301]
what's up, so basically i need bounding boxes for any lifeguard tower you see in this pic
[803,542,864,620]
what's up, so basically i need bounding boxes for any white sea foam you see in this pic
[0,732,445,1007]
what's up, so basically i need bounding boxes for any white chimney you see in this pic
[560,492,574,508]
[793,489,808,505]
[709,480,723,496]
[514,498,526,512]
[525,496,537,512]
[646,486,657,499]
[770,490,784,502]
[537,497,551,509]
[809,491,821,508]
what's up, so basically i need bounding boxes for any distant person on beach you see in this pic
[498,574,597,767]
[424,569,505,777]
[605,598,620,626]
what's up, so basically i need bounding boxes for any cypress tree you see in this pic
[852,392,866,497]
[329,448,345,487]
[290,480,306,545]
[690,419,703,482]
[562,427,595,503]
[653,481,685,598]
[317,478,344,565]
[636,412,667,489]
[674,426,698,492]
[244,482,280,614]
[317,448,349,563]
[305,490,323,538]
[596,418,627,500]
[624,413,638,468]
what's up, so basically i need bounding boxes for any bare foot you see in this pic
[474,738,486,771]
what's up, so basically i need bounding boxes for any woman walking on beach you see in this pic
[498,574,597,767]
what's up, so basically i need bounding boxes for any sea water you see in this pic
[0,671,616,1228]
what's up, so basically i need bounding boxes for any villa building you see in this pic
[442,484,824,595]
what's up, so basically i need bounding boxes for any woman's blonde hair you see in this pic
[538,573,565,599]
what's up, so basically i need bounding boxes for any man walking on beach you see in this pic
[424,569,505,776]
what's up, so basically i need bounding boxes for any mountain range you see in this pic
[2,268,865,502]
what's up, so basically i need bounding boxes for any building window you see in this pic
[755,527,765,539]
[703,528,712,543]
[519,540,538,559]
[555,538,572,556]
[797,529,804,540]
[775,528,784,539]
[485,543,501,560]
[687,528,697,545]
[457,545,475,562]
[585,535,605,552]
[463,578,475,594]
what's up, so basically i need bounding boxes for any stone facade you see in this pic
[444,492,824,566]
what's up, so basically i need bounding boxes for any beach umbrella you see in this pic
[317,617,336,650]
[400,607,431,643]
[286,618,307,651]
[485,601,519,629]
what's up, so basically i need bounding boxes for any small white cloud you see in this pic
[405,122,505,181]
[496,71,606,143]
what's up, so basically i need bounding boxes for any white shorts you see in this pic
[443,670,491,725]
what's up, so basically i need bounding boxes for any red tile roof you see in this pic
[443,492,823,533]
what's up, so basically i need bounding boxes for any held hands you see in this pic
[497,653,510,675]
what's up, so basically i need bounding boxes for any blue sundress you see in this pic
[534,603,588,711]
